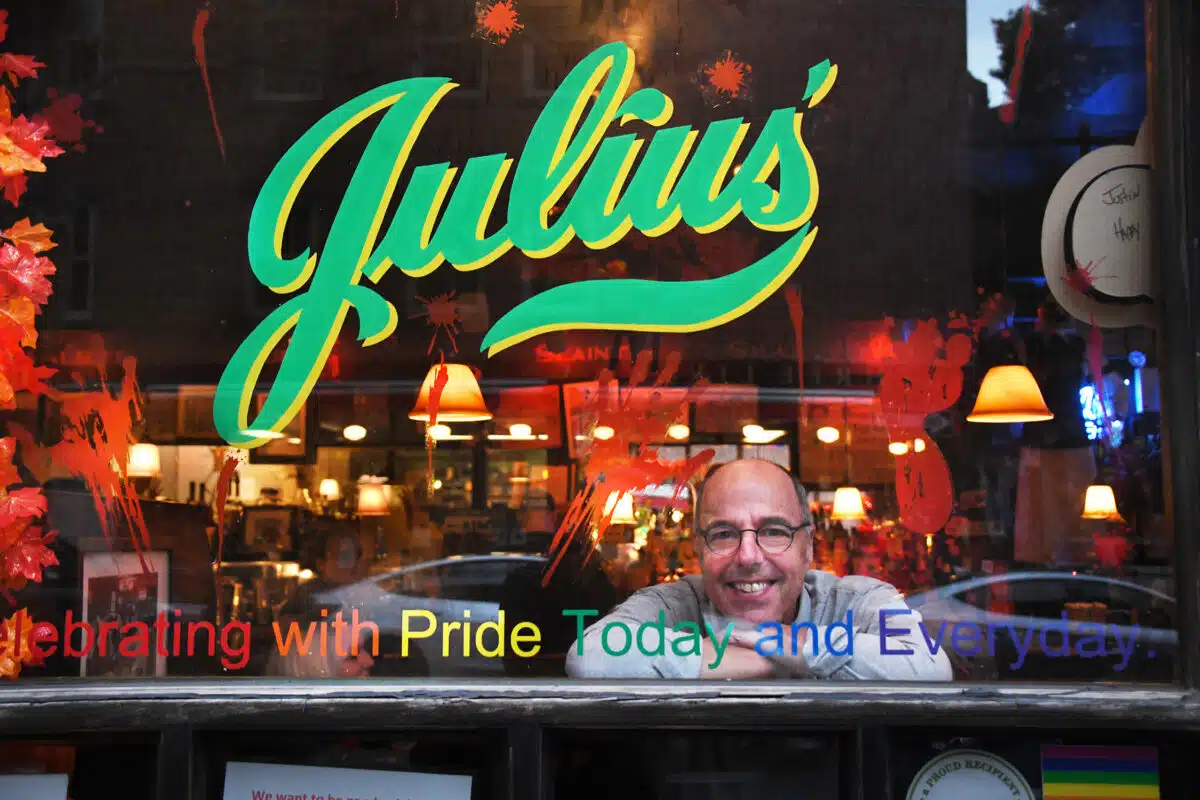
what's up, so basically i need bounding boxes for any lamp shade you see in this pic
[357,484,389,517]
[127,443,161,478]
[967,365,1054,423]
[409,363,492,422]
[830,486,865,521]
[318,478,340,501]
[603,491,637,525]
[1082,484,1123,521]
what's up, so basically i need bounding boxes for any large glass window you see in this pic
[0,0,1178,686]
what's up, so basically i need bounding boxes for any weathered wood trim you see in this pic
[0,680,1198,733]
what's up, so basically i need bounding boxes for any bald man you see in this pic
[566,460,953,681]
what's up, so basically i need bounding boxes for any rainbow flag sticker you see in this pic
[1041,745,1160,799]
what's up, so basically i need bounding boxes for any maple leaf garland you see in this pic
[0,11,96,678]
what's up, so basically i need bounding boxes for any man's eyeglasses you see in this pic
[699,523,811,556]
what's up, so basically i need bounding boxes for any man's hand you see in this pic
[698,638,775,679]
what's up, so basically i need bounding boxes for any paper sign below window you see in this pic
[0,774,69,799]
[222,761,472,800]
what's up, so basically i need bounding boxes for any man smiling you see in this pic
[566,459,952,680]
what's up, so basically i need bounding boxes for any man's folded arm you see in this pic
[565,586,704,679]
[802,591,953,681]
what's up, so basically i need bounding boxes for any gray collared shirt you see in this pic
[565,570,953,681]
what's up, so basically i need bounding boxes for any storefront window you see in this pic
[0,0,1179,688]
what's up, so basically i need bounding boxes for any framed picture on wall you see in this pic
[242,506,297,556]
[248,393,316,464]
[80,552,170,678]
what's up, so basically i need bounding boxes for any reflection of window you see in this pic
[416,37,487,95]
[522,40,590,97]
[58,0,105,95]
[410,0,475,35]
[579,0,628,24]
[48,207,96,321]
[255,12,325,102]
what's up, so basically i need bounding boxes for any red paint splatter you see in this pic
[475,0,523,45]
[877,318,975,534]
[1062,258,1113,296]
[545,350,714,584]
[412,292,461,355]
[998,2,1033,125]
[12,352,153,569]
[192,8,225,161]
[211,452,242,569]
[424,356,450,490]
[426,356,449,429]
[704,51,752,99]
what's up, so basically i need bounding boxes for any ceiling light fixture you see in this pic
[816,426,840,444]
[742,424,786,444]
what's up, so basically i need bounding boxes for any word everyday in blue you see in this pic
[754,610,1143,671]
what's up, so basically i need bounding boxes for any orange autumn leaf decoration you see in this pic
[0,242,56,307]
[3,218,55,253]
[0,294,36,348]
[0,9,100,678]
[0,609,45,678]
[0,53,43,85]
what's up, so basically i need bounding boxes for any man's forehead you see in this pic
[697,460,806,520]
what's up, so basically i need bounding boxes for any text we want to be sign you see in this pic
[222,761,472,800]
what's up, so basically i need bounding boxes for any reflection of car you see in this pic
[904,572,1176,682]
[313,553,609,677]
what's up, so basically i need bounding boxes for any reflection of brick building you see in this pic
[27,0,970,385]
[21,0,971,512]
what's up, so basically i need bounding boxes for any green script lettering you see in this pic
[215,43,837,447]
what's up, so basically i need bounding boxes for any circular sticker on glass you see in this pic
[906,749,1034,800]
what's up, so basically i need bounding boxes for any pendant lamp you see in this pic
[967,365,1054,423]
[1082,484,1124,522]
[603,491,638,525]
[830,486,866,521]
[829,399,865,521]
[409,363,492,422]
